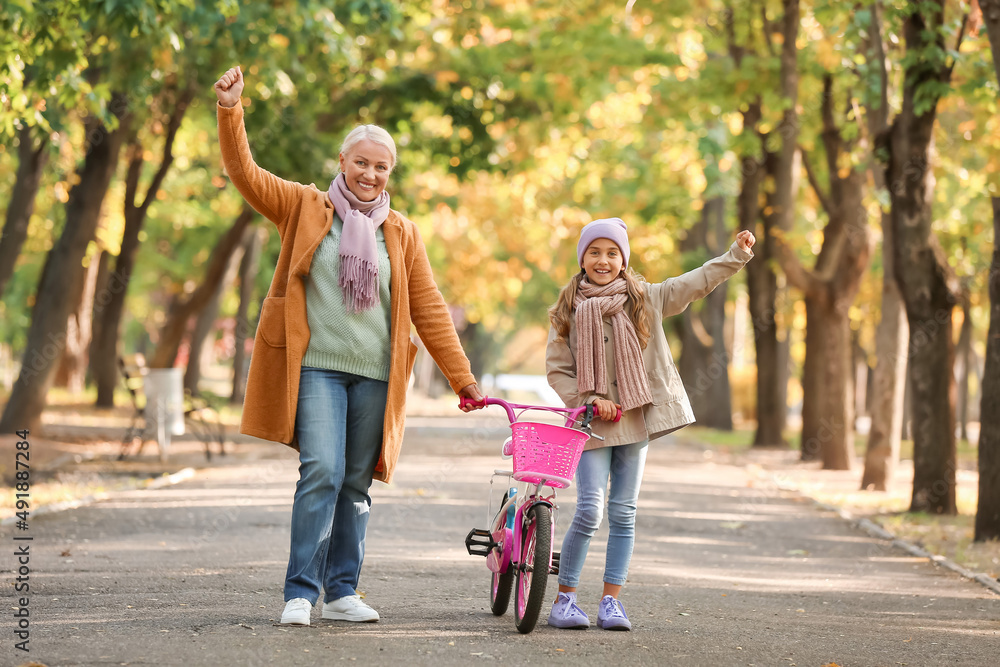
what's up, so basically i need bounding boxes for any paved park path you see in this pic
[4,421,997,667]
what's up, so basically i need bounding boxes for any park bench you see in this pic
[118,355,227,462]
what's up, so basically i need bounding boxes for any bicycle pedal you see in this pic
[550,551,560,575]
[465,528,497,557]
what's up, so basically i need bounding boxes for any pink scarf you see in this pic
[574,276,652,412]
[327,173,391,312]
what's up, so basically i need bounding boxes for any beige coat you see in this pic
[546,242,753,449]
[218,103,475,483]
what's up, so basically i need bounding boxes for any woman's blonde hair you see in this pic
[340,124,397,171]
[549,268,651,349]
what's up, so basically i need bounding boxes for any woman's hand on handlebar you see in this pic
[458,383,485,412]
[592,398,622,422]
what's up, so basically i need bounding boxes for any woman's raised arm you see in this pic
[215,66,305,231]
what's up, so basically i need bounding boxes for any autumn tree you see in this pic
[974,0,1000,541]
[860,0,909,491]
[884,0,972,514]
[774,73,872,471]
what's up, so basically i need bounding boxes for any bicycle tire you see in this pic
[513,503,551,634]
[490,566,514,616]
[489,490,516,616]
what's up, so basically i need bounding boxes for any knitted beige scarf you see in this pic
[574,276,652,412]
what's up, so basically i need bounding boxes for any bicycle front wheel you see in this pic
[513,503,552,634]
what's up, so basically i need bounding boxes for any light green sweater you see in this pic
[302,214,392,381]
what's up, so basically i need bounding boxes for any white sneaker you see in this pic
[322,594,380,622]
[280,597,313,626]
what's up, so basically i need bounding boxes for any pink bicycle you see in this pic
[462,396,619,634]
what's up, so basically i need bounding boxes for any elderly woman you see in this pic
[214,66,483,626]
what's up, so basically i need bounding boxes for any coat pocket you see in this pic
[258,296,287,348]
[649,363,683,405]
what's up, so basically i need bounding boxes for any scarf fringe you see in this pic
[339,255,379,313]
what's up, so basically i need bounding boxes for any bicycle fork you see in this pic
[511,484,559,576]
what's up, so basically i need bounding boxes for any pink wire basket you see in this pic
[509,421,589,489]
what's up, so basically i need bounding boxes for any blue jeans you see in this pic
[284,368,388,603]
[557,440,649,588]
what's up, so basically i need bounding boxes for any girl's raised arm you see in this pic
[652,233,754,318]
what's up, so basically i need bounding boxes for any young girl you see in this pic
[545,218,754,630]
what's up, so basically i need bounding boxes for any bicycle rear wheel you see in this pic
[513,503,551,634]
[490,566,514,616]
[490,490,516,616]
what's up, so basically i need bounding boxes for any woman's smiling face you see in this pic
[338,138,393,201]
[582,238,624,286]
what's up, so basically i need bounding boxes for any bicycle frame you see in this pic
[486,480,556,576]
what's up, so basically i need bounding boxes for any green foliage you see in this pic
[0,0,996,388]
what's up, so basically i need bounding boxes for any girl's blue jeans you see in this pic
[283,367,388,603]
[557,440,649,588]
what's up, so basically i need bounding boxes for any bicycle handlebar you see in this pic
[460,396,622,425]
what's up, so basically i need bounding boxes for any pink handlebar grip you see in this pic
[613,407,622,422]
[460,396,486,410]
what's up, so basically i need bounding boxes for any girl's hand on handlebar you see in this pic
[458,383,485,412]
[592,398,621,422]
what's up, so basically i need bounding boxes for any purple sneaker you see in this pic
[597,595,631,631]
[547,592,590,629]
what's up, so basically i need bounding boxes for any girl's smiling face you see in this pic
[338,138,393,201]
[582,238,624,286]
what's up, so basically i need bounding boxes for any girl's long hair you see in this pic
[549,268,651,349]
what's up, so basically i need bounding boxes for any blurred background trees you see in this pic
[1,0,998,533]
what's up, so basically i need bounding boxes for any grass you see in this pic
[674,425,979,466]
[674,424,1000,580]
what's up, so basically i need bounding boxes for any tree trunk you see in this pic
[53,249,101,393]
[725,9,788,446]
[774,69,871,470]
[184,233,245,394]
[974,0,1000,541]
[861,278,908,489]
[956,296,973,442]
[860,2,908,488]
[751,0,800,448]
[780,177,868,470]
[149,203,256,369]
[90,87,193,407]
[677,196,733,429]
[734,102,786,445]
[852,334,869,427]
[0,93,131,432]
[975,197,1000,541]
[888,2,962,515]
[230,225,265,405]
[88,249,116,400]
[0,126,49,299]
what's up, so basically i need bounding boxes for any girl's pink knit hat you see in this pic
[577,218,630,268]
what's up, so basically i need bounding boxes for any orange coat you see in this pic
[218,103,475,483]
